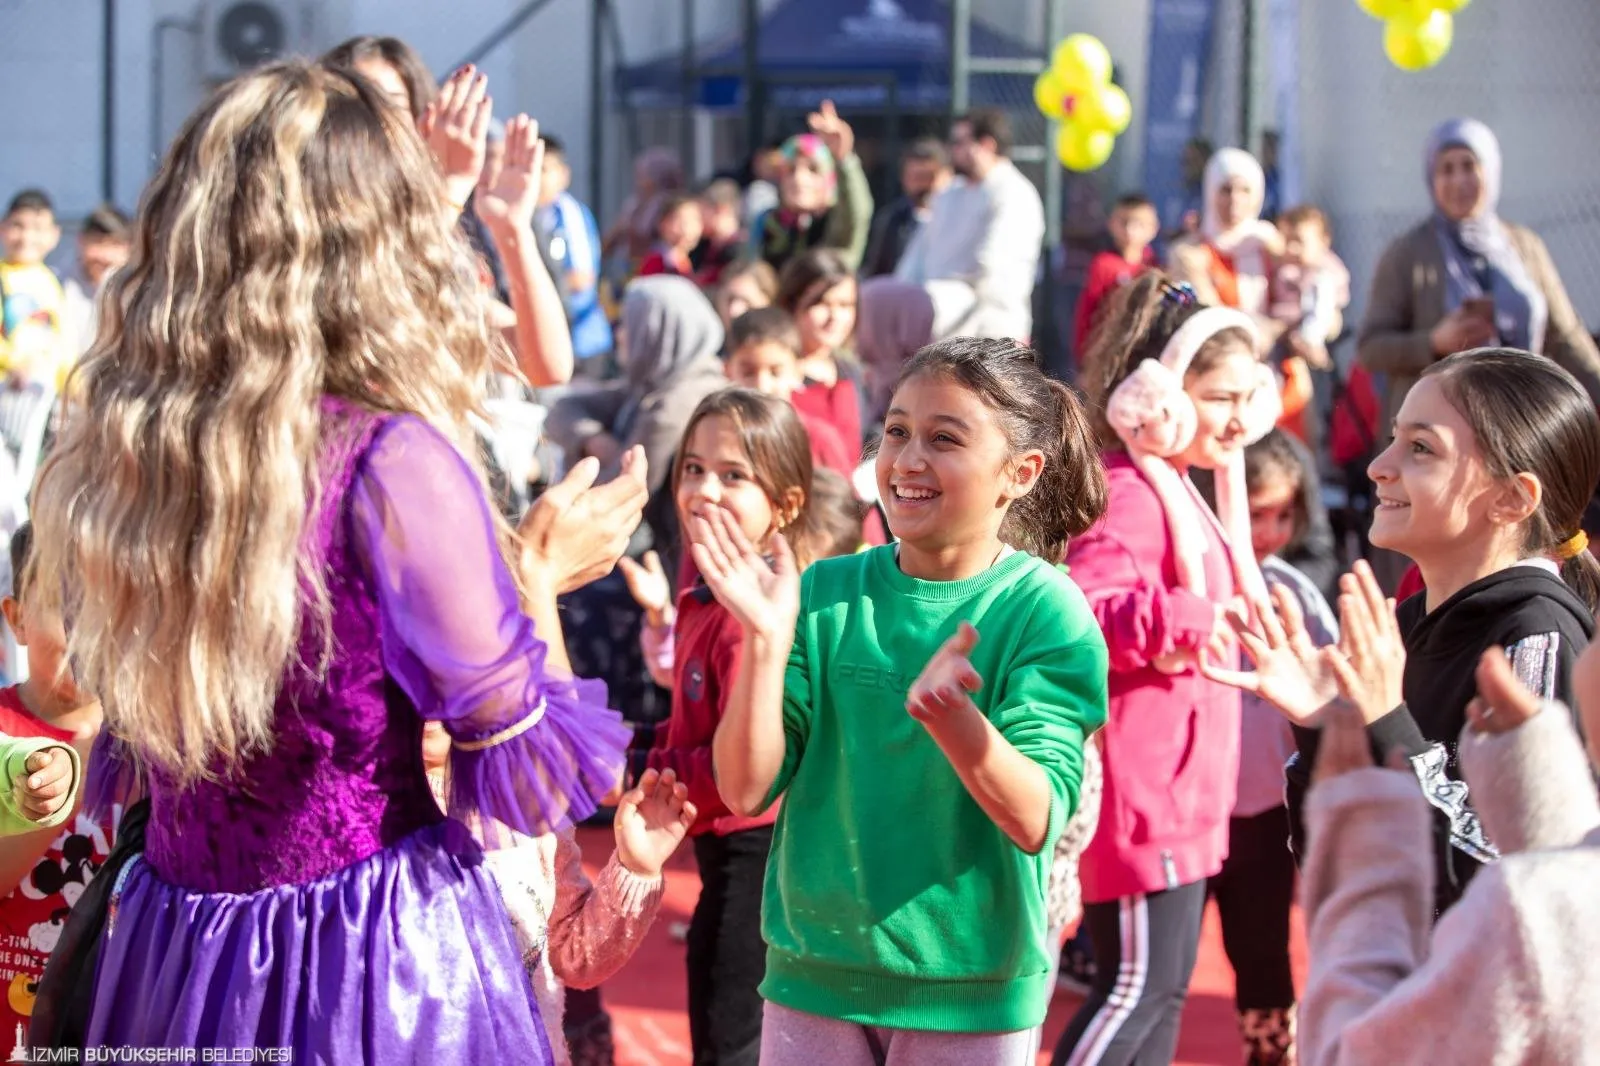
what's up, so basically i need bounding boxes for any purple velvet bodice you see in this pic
[136,399,628,894]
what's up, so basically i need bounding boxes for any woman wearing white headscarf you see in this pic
[1360,118,1600,441]
[1170,149,1318,462]
[1168,148,1285,330]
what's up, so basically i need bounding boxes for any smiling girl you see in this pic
[1055,273,1280,1066]
[625,388,821,1066]
[696,338,1108,1063]
[777,250,866,451]
[1280,348,1600,914]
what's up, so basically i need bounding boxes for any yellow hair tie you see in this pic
[1553,530,1589,562]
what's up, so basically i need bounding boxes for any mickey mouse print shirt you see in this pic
[0,687,118,1047]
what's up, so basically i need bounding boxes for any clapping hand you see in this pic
[614,768,696,878]
[1312,700,1382,783]
[420,65,491,211]
[1466,647,1542,736]
[688,507,799,644]
[1323,561,1406,725]
[518,447,649,595]
[906,623,984,730]
[477,114,543,234]
[619,551,672,626]
[14,746,75,821]
[1201,584,1339,725]
[807,100,855,161]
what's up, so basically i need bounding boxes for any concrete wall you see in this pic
[1298,0,1600,320]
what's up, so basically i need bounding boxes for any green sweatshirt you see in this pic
[0,734,80,835]
[757,546,1109,1032]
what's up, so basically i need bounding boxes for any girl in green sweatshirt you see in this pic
[691,337,1111,1063]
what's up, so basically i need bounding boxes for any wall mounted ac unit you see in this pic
[199,1,299,82]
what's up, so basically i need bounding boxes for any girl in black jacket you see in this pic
[1211,348,1600,914]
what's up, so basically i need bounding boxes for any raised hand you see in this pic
[1311,699,1377,784]
[614,767,696,878]
[15,746,74,821]
[1430,306,1496,357]
[688,506,799,643]
[420,65,491,211]
[807,99,855,161]
[477,114,543,234]
[1201,584,1339,725]
[519,447,650,595]
[618,550,672,625]
[906,622,984,728]
[1466,646,1543,736]
[1324,560,1405,725]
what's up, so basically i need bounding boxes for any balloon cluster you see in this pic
[1033,34,1131,173]
[1356,0,1471,71]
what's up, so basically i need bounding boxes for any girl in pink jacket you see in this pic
[1056,273,1280,1066]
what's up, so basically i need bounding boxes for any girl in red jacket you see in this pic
[618,388,822,1066]
[1055,273,1280,1066]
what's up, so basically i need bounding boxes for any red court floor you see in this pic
[577,828,1311,1066]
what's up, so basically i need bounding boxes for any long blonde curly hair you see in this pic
[28,61,505,785]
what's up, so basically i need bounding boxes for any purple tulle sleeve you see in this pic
[84,729,141,821]
[351,416,630,845]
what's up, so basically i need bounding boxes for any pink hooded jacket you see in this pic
[1065,449,1244,903]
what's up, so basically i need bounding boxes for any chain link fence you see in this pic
[1295,0,1600,335]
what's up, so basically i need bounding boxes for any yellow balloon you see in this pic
[1033,70,1068,119]
[1052,34,1113,88]
[1057,125,1115,172]
[1354,0,1408,19]
[1384,9,1453,71]
[1075,83,1133,135]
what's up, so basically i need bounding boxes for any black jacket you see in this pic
[1286,565,1594,913]
[861,197,921,278]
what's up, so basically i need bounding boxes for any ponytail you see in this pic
[1007,378,1107,561]
[1561,550,1600,616]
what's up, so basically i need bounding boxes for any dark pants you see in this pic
[687,825,772,1066]
[1210,807,1297,1012]
[1052,880,1208,1066]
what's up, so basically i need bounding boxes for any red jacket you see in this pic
[1065,450,1243,902]
[792,372,863,456]
[1074,249,1155,356]
[1397,563,1425,603]
[798,409,856,476]
[637,245,694,278]
[647,586,779,837]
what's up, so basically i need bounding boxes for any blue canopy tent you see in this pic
[616,0,1041,113]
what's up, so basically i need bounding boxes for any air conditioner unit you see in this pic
[199,1,300,82]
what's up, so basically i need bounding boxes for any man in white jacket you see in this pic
[894,109,1045,342]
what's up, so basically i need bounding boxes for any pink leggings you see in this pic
[758,1001,1039,1066]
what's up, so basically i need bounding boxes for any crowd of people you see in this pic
[0,27,1595,1066]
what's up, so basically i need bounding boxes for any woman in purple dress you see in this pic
[24,62,643,1063]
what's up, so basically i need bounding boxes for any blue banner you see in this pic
[1142,0,1217,232]
[1266,0,1302,209]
